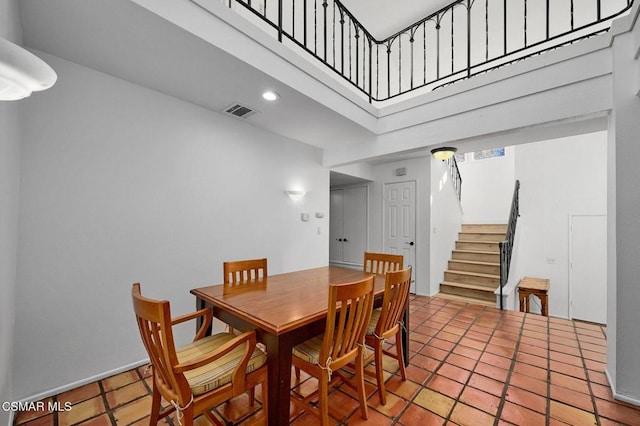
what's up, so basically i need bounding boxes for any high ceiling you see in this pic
[340,0,454,39]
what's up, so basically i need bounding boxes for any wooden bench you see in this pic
[518,277,549,316]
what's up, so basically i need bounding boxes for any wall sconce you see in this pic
[286,190,306,201]
[0,38,57,101]
[431,147,457,161]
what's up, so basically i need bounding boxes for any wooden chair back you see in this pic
[322,276,375,371]
[131,283,191,405]
[363,252,403,275]
[375,267,412,339]
[223,258,268,285]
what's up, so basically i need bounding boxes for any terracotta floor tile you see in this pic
[505,385,547,414]
[580,341,607,354]
[437,363,471,384]
[582,349,607,363]
[430,338,456,352]
[453,345,482,361]
[404,364,432,385]
[518,343,549,358]
[419,345,449,361]
[549,383,594,412]
[549,400,597,425]
[447,353,477,371]
[589,382,615,401]
[101,370,140,392]
[77,413,112,425]
[549,359,587,379]
[459,386,500,415]
[474,362,509,382]
[367,391,408,418]
[450,402,495,426]
[347,407,393,425]
[550,371,591,395]
[105,381,148,409]
[413,389,455,418]
[468,373,506,397]
[385,375,420,400]
[15,413,54,426]
[485,344,514,359]
[549,342,582,357]
[515,352,548,370]
[595,398,640,425]
[509,372,548,396]
[500,401,547,426]
[513,361,548,381]
[112,395,152,425]
[479,352,512,370]
[550,350,583,367]
[58,382,101,405]
[410,354,441,372]
[398,404,445,426]
[459,337,487,351]
[13,399,52,424]
[426,374,464,399]
[584,359,607,372]
[58,396,106,425]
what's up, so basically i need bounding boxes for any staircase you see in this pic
[437,224,507,307]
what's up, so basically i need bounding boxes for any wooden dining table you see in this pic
[190,265,410,426]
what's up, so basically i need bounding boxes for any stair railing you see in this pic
[446,155,462,200]
[206,0,634,103]
[498,180,520,310]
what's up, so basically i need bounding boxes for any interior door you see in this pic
[342,187,368,264]
[384,181,417,292]
[570,214,607,324]
[329,190,344,263]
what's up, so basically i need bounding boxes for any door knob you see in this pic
[405,241,415,246]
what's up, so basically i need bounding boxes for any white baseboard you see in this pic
[606,369,640,407]
[15,359,149,405]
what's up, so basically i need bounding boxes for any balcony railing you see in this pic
[210,0,634,102]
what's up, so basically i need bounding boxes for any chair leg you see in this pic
[373,341,387,405]
[248,386,255,405]
[355,348,369,420]
[319,372,330,426]
[295,366,301,379]
[395,329,407,381]
[181,405,194,426]
[150,379,162,425]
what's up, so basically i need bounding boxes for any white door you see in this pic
[329,187,368,265]
[570,215,607,324]
[384,181,417,292]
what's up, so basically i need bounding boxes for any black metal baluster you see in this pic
[349,21,353,80]
[334,3,338,68]
[387,42,391,98]
[376,44,380,100]
[570,0,574,31]
[546,0,550,39]
[410,30,415,89]
[278,0,282,42]
[524,0,528,47]
[264,0,267,18]
[368,38,373,102]
[451,8,454,74]
[485,0,489,61]
[503,0,507,54]
[356,26,360,86]
[314,0,317,55]
[423,22,427,85]
[597,0,601,21]
[467,0,472,77]
[399,36,402,94]
[436,17,441,80]
[304,0,308,47]
[323,0,328,61]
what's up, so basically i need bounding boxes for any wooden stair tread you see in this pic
[449,259,500,267]
[441,281,497,292]
[445,270,500,279]
[434,293,496,307]
[454,249,499,255]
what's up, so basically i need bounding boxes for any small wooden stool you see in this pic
[518,277,549,316]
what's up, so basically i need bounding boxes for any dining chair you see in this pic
[223,257,268,285]
[363,251,403,275]
[131,283,268,426]
[364,267,412,404]
[291,276,375,425]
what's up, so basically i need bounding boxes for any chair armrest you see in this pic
[171,307,213,341]
[174,330,257,374]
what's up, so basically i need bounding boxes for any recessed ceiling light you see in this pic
[262,90,279,101]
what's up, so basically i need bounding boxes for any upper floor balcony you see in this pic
[195,0,634,104]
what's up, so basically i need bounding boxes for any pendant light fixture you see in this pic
[431,147,457,161]
[0,37,57,101]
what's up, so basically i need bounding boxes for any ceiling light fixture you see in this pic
[0,37,57,101]
[262,90,279,101]
[430,147,458,161]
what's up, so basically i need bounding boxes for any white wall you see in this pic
[430,158,464,296]
[515,131,607,319]
[14,53,329,399]
[0,0,23,423]
[457,147,516,223]
[368,157,430,295]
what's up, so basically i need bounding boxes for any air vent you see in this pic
[224,103,257,119]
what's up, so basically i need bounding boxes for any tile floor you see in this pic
[13,295,640,425]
